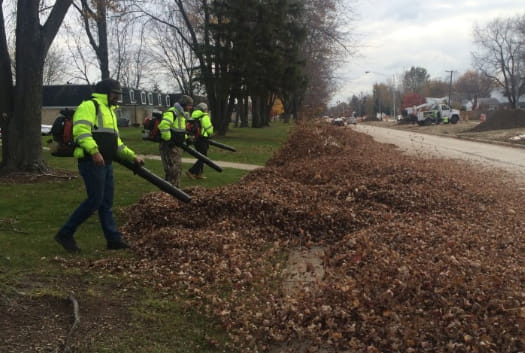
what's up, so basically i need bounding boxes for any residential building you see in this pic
[42,84,178,126]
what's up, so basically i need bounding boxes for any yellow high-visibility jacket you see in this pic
[72,93,136,162]
[159,104,187,142]
[190,109,214,137]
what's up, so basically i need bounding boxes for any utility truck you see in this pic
[405,101,460,126]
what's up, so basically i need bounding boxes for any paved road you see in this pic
[352,124,525,180]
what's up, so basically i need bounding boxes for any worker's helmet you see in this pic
[196,102,208,112]
[179,95,194,106]
[95,78,122,95]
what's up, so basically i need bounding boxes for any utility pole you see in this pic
[392,74,396,119]
[446,70,455,106]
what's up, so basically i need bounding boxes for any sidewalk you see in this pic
[35,146,261,171]
[138,154,262,171]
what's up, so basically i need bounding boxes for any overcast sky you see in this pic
[332,0,525,104]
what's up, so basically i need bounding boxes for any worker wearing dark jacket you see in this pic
[55,78,143,253]
[186,102,214,179]
[158,95,193,186]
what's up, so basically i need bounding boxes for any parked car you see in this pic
[1,125,52,136]
[332,117,345,126]
[41,124,52,135]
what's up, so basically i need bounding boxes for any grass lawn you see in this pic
[0,121,294,353]
[119,121,293,165]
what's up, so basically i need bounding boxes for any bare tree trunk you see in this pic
[96,0,110,79]
[6,0,47,172]
[1,0,72,173]
[0,1,14,168]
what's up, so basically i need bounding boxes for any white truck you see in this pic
[406,102,460,126]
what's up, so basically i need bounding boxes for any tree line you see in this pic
[0,0,355,174]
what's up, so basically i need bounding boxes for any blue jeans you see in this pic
[59,160,122,242]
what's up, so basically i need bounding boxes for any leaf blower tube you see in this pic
[170,130,223,172]
[115,157,191,203]
[208,139,236,152]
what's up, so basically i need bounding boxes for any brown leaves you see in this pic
[84,123,525,352]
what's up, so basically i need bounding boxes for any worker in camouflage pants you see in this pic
[159,142,183,186]
[158,95,193,187]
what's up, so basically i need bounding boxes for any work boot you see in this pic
[195,174,207,180]
[185,170,197,179]
[107,240,130,250]
[54,233,81,253]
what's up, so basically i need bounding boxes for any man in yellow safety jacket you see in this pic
[158,94,193,186]
[186,102,214,179]
[55,78,143,253]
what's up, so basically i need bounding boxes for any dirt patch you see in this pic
[0,275,134,353]
[0,294,72,353]
[0,168,78,184]
[282,246,325,297]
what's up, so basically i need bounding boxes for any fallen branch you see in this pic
[62,295,80,353]
[40,172,78,179]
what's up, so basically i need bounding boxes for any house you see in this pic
[42,84,179,126]
[476,97,501,111]
[42,85,93,125]
[488,88,525,110]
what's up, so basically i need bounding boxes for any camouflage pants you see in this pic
[159,141,182,187]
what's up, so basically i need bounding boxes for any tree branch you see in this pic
[61,295,80,353]
[41,0,73,57]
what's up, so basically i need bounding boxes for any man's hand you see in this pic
[92,152,105,166]
[134,156,144,166]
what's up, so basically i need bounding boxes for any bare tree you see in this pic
[62,22,95,84]
[115,17,156,90]
[0,0,73,173]
[421,79,449,99]
[43,45,68,85]
[402,66,430,94]
[299,0,357,118]
[454,70,493,108]
[131,0,239,134]
[72,0,111,79]
[149,24,200,94]
[472,15,525,109]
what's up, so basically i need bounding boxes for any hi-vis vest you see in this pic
[190,109,214,138]
[72,93,136,162]
[159,104,187,142]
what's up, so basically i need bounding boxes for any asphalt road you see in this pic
[352,124,525,181]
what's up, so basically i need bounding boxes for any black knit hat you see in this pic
[95,78,122,95]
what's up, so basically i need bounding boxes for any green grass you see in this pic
[119,121,294,165]
[1,121,294,352]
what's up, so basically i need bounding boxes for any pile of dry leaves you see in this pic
[97,123,525,352]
